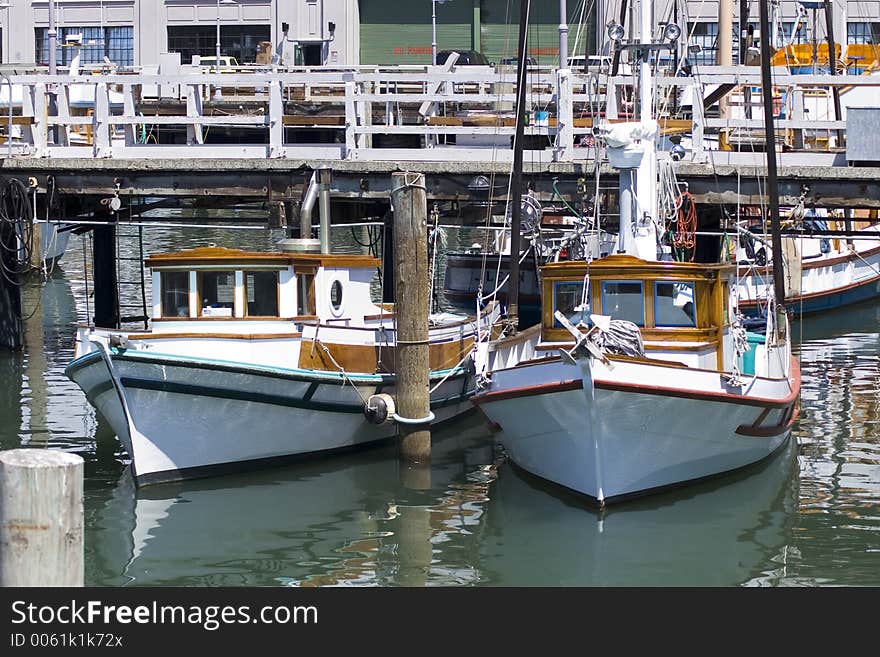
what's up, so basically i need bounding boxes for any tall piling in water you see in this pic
[391,172,431,463]
[0,449,84,586]
[92,223,119,328]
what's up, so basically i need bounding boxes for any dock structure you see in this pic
[1,66,879,215]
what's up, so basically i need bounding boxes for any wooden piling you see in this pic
[92,223,119,328]
[0,449,84,586]
[391,172,431,463]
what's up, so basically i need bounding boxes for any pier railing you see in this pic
[1,66,878,163]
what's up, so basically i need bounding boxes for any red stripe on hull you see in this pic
[474,358,801,410]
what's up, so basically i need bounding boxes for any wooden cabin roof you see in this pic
[541,254,735,281]
[145,246,381,269]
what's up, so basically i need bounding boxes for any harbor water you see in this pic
[0,225,878,586]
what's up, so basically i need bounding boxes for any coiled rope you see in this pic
[0,178,36,286]
[672,190,697,262]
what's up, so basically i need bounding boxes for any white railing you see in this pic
[1,66,878,163]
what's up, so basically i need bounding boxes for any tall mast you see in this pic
[758,0,786,305]
[507,0,530,332]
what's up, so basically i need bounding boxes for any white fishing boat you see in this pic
[470,0,801,505]
[66,244,499,486]
[735,211,880,315]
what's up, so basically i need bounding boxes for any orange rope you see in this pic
[673,191,697,261]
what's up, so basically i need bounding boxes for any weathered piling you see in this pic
[0,449,84,587]
[391,171,431,463]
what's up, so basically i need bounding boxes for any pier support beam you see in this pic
[0,449,84,586]
[391,172,431,463]
[92,223,119,328]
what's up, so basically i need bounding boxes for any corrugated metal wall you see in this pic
[479,0,561,66]
[360,2,472,65]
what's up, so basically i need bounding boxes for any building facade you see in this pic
[0,0,360,68]
[0,1,878,69]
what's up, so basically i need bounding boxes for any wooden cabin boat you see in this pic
[472,254,800,505]
[66,245,499,486]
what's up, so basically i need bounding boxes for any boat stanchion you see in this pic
[390,171,432,463]
[0,449,84,586]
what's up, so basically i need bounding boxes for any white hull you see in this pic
[475,356,799,503]
[67,348,474,486]
[737,231,880,314]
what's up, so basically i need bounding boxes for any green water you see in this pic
[1,227,878,586]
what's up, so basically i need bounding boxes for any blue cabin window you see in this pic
[601,281,644,325]
[553,281,590,327]
[654,281,697,327]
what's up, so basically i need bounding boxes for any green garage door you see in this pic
[480,0,559,66]
[360,1,473,65]
[359,1,594,67]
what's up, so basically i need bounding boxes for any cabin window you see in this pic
[297,273,315,316]
[552,281,590,327]
[330,280,344,316]
[199,271,235,317]
[601,281,644,326]
[160,271,190,317]
[654,281,696,327]
[245,270,279,317]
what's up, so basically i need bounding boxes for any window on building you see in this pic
[161,271,190,318]
[686,22,740,66]
[167,25,271,65]
[847,22,880,44]
[780,22,809,45]
[35,26,134,67]
[245,271,279,317]
[199,271,236,317]
[688,23,717,66]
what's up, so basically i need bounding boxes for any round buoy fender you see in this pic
[364,393,395,425]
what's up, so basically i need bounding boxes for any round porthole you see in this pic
[330,280,344,316]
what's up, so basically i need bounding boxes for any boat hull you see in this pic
[67,349,474,486]
[474,357,799,504]
[737,240,880,316]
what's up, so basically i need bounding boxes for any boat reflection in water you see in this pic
[86,414,500,587]
[88,405,799,586]
[479,436,799,586]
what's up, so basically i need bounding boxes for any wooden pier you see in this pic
[1,65,879,213]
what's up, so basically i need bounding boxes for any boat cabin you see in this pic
[539,254,736,371]
[132,245,488,376]
[144,246,382,329]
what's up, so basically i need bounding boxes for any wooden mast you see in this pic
[758,0,786,306]
[507,0,530,332]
